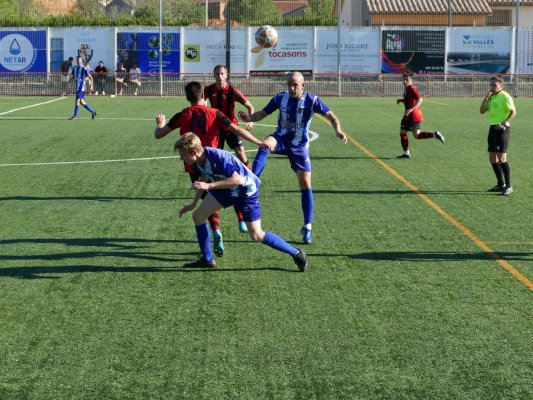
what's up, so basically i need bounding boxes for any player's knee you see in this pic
[248,229,264,242]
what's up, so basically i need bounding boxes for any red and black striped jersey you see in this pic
[167,104,233,148]
[402,84,423,122]
[167,105,233,173]
[203,83,249,124]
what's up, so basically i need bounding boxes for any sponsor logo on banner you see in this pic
[462,35,495,46]
[184,45,200,62]
[385,34,403,52]
[0,34,37,72]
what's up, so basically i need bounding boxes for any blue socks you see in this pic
[263,231,298,256]
[252,147,270,177]
[73,105,79,117]
[83,103,95,114]
[301,188,314,226]
[195,223,213,261]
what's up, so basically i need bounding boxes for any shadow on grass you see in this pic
[0,237,299,278]
[275,189,491,196]
[0,196,189,202]
[0,264,298,279]
[348,251,533,262]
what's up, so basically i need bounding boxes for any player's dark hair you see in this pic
[213,64,227,74]
[402,70,413,78]
[185,81,203,102]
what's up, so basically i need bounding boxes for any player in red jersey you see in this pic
[204,65,256,233]
[396,70,445,159]
[154,81,263,257]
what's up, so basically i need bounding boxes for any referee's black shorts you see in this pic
[487,125,510,153]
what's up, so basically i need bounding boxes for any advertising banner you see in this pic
[381,30,445,74]
[117,31,179,74]
[61,28,115,71]
[249,27,313,73]
[517,30,533,74]
[0,30,46,73]
[315,28,380,73]
[447,28,512,74]
[182,28,247,74]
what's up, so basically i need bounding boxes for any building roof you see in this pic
[273,1,309,15]
[488,0,533,4]
[366,0,492,15]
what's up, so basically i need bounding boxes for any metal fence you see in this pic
[1,72,532,97]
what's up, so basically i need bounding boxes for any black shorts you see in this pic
[217,130,243,150]
[400,119,421,132]
[487,125,510,153]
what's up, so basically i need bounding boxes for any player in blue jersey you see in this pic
[68,56,97,120]
[176,132,308,271]
[239,71,347,244]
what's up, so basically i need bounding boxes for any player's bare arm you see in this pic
[244,100,255,131]
[239,110,268,123]
[154,114,172,139]
[179,188,203,217]
[325,111,347,144]
[229,124,262,146]
[192,171,243,191]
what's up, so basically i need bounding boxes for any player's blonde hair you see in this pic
[174,132,202,153]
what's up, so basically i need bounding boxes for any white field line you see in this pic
[0,120,319,167]
[0,97,66,116]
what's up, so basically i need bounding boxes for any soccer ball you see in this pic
[255,25,278,48]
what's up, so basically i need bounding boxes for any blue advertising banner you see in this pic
[0,30,46,72]
[117,32,179,74]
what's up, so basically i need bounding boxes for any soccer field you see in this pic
[1,95,532,399]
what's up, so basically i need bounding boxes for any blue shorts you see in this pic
[210,190,261,222]
[75,91,86,100]
[272,133,311,173]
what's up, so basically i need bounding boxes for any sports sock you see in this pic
[301,188,314,226]
[491,163,504,187]
[400,134,409,151]
[263,232,298,256]
[417,131,435,139]
[208,211,220,232]
[234,206,244,221]
[252,147,269,177]
[73,105,80,117]
[83,103,95,114]
[195,223,213,261]
[501,162,511,187]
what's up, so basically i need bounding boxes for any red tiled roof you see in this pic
[366,0,492,15]
[274,1,309,14]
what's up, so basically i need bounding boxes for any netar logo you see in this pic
[184,45,200,62]
[0,33,36,72]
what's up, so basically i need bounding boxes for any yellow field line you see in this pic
[317,114,533,290]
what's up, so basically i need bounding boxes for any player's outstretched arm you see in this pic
[238,110,268,123]
[179,186,203,217]
[243,100,255,131]
[324,111,347,144]
[154,113,172,139]
[229,123,262,146]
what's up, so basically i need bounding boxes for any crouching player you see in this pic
[176,132,308,272]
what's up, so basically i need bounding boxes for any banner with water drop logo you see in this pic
[0,30,46,72]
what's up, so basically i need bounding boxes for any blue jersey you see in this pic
[263,91,330,147]
[192,147,260,200]
[71,65,91,92]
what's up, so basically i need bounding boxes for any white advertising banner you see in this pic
[447,28,512,74]
[182,28,247,74]
[517,30,533,74]
[52,27,115,70]
[249,27,313,72]
[315,28,380,73]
